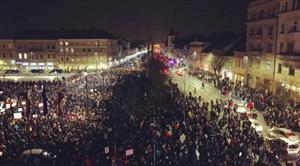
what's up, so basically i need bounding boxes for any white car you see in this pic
[236,101,247,113]
[236,106,247,113]
[249,119,263,133]
[268,127,300,143]
[269,138,300,156]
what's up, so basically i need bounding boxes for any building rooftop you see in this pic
[248,0,276,7]
[0,29,116,40]
[203,34,246,56]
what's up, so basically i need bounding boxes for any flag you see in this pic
[139,120,145,128]
[104,147,109,154]
[23,92,31,119]
[125,149,133,156]
[41,84,48,116]
[57,91,64,116]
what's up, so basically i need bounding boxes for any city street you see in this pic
[171,72,269,133]
[171,71,300,163]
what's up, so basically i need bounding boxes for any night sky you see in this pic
[0,0,249,40]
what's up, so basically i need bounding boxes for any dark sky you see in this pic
[0,0,249,40]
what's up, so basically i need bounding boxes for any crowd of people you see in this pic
[0,60,298,165]
[194,69,300,132]
[98,70,281,165]
[0,68,132,165]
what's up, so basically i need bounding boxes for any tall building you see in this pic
[277,0,300,56]
[247,0,278,54]
[57,39,119,70]
[0,40,16,70]
[244,0,300,98]
[14,39,58,71]
[0,38,120,72]
[275,0,300,97]
[167,29,176,56]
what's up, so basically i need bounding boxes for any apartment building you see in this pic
[238,0,300,98]
[0,38,120,72]
[275,0,300,96]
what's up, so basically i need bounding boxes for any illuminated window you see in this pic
[60,48,63,52]
[18,53,22,59]
[60,42,63,45]
[66,48,69,52]
[24,53,27,59]
[71,48,74,53]
[65,42,69,46]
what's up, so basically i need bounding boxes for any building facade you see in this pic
[0,40,16,71]
[0,38,120,72]
[232,0,300,98]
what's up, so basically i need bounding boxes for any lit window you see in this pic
[65,42,69,46]
[60,48,63,52]
[60,42,63,45]
[71,48,74,53]
[66,48,69,52]
[24,53,27,59]
[18,53,22,59]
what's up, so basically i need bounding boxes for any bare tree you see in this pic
[211,55,227,75]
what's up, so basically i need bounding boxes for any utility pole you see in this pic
[272,2,280,95]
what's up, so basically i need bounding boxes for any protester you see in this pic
[194,69,300,132]
[0,62,288,165]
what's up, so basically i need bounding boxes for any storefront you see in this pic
[47,63,54,71]
[222,69,233,80]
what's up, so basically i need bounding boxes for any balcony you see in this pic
[249,34,263,40]
[288,28,300,33]
[249,48,263,53]
[279,51,300,56]
[29,48,45,52]
[247,16,277,23]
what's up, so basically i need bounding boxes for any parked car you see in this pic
[30,69,44,74]
[268,138,300,157]
[175,68,184,77]
[249,119,263,133]
[49,69,63,74]
[268,127,300,143]
[15,149,57,166]
[4,70,20,74]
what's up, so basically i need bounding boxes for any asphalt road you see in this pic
[171,71,300,164]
